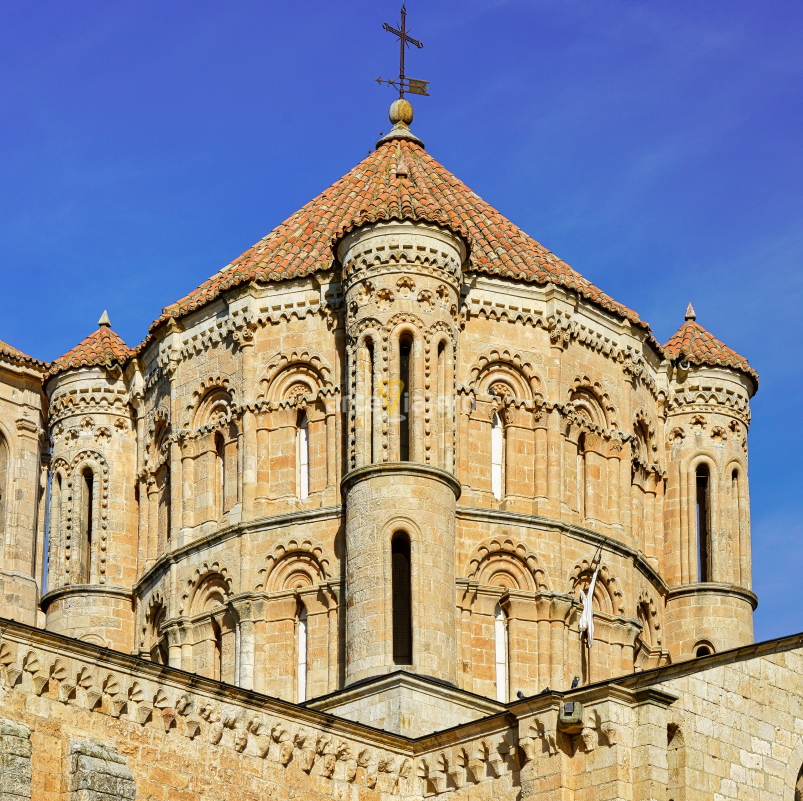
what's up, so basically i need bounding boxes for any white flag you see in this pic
[578,564,600,648]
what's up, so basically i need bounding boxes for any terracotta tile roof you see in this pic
[45,325,131,381]
[0,339,47,370]
[663,316,757,386]
[153,138,652,337]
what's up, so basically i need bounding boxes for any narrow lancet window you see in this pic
[696,465,710,582]
[491,413,504,500]
[578,433,587,518]
[81,469,94,583]
[214,432,225,519]
[297,411,309,500]
[392,533,413,664]
[437,341,447,467]
[297,604,308,702]
[212,618,223,682]
[399,337,412,461]
[494,603,509,703]
[366,339,376,463]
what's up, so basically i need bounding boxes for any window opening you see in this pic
[297,604,308,702]
[437,340,447,466]
[494,603,509,703]
[214,432,225,518]
[491,413,504,500]
[578,432,587,518]
[81,469,94,583]
[399,337,412,461]
[366,339,376,463]
[696,465,710,582]
[392,534,413,664]
[297,411,309,500]
[212,618,223,682]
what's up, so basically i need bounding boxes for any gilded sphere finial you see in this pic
[389,99,414,126]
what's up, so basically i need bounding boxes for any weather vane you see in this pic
[376,3,430,99]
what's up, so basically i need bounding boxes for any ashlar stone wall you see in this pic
[1,619,802,801]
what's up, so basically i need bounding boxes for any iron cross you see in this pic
[376,3,429,99]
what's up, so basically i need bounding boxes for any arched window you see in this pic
[399,336,412,461]
[297,603,308,702]
[694,641,714,658]
[491,413,504,500]
[297,411,309,500]
[80,468,94,583]
[731,468,741,567]
[366,339,376,463]
[436,340,447,467]
[391,533,413,665]
[494,603,509,703]
[214,432,225,519]
[211,618,223,682]
[0,436,7,540]
[695,465,710,582]
[157,464,171,549]
[577,432,587,518]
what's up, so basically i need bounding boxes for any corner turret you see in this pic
[42,313,138,650]
[661,306,757,659]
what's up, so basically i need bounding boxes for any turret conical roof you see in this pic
[46,317,131,380]
[663,310,757,387]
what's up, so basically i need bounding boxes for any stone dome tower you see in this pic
[339,107,466,685]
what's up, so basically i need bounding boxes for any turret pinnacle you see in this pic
[377,99,424,148]
[685,302,696,321]
[98,310,112,328]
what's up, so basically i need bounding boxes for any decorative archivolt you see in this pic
[255,537,333,593]
[632,409,659,473]
[466,536,549,592]
[386,312,426,337]
[185,377,235,429]
[469,349,542,402]
[145,404,172,471]
[568,560,625,615]
[179,562,234,615]
[568,376,616,429]
[258,349,333,404]
[347,317,384,346]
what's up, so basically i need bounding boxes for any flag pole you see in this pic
[582,541,604,685]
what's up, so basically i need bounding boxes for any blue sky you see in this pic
[1,1,801,640]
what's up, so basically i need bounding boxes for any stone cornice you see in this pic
[40,584,133,610]
[342,462,462,499]
[666,582,758,610]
